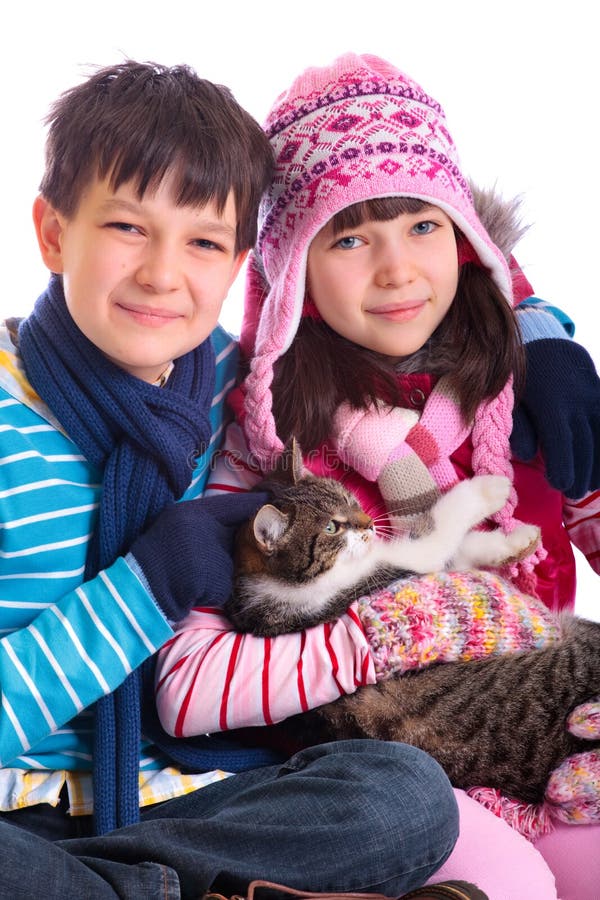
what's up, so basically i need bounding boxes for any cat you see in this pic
[226,443,600,805]
[227,441,540,637]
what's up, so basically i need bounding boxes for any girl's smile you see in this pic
[307,206,459,360]
[367,299,428,322]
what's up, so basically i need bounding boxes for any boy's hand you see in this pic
[511,339,600,499]
[129,492,268,624]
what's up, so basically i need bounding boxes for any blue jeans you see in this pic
[0,741,458,899]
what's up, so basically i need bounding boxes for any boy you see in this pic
[0,61,459,899]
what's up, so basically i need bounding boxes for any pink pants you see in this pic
[425,790,600,899]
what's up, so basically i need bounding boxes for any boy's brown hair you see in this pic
[39,60,274,253]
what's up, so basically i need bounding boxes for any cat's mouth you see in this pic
[343,530,374,558]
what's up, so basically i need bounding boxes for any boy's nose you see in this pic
[136,245,183,293]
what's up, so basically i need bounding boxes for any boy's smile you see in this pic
[34,175,246,382]
[306,206,459,361]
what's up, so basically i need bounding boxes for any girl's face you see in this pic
[306,204,459,360]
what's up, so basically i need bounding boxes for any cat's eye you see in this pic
[324,520,340,534]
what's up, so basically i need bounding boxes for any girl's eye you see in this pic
[411,220,436,235]
[334,235,363,250]
[324,520,340,534]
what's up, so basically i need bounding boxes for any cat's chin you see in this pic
[340,530,375,560]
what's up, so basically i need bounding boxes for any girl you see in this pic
[156,54,600,899]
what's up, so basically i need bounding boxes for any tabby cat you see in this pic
[226,443,600,804]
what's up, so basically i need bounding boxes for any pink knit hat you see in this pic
[242,53,513,468]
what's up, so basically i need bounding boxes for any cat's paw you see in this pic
[443,475,511,526]
[499,523,541,564]
[471,474,512,514]
[453,523,539,569]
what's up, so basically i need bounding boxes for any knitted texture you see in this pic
[332,402,419,481]
[469,743,600,840]
[511,338,600,499]
[18,275,215,835]
[568,699,600,739]
[546,748,600,825]
[332,376,544,575]
[355,570,560,680]
[241,53,513,471]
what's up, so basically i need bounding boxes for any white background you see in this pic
[1,0,598,617]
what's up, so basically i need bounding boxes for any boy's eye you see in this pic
[107,221,139,234]
[334,235,363,250]
[411,220,437,235]
[193,238,223,251]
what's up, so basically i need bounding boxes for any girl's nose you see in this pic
[136,243,183,293]
[374,242,417,288]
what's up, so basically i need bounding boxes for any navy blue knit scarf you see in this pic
[18,275,216,834]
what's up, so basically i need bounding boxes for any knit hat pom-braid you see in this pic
[471,378,546,588]
[471,378,517,524]
[244,350,284,469]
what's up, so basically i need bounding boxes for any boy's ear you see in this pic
[32,196,65,273]
[229,249,249,286]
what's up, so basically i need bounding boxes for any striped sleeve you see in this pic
[515,296,575,341]
[563,489,600,575]
[155,604,376,736]
[203,420,264,495]
[0,557,172,767]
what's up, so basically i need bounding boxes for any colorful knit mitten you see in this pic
[355,573,600,839]
[545,700,600,825]
[355,569,560,680]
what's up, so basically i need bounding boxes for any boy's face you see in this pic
[34,174,246,382]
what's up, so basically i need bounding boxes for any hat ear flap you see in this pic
[240,252,270,359]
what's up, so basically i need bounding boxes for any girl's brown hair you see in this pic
[271,198,524,451]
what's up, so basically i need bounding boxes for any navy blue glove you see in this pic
[511,338,600,499]
[129,491,268,623]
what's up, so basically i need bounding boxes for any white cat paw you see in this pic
[502,523,541,562]
[472,474,512,513]
[443,475,511,525]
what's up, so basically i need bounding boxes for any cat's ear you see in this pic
[271,437,305,485]
[288,437,304,484]
[253,504,289,552]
